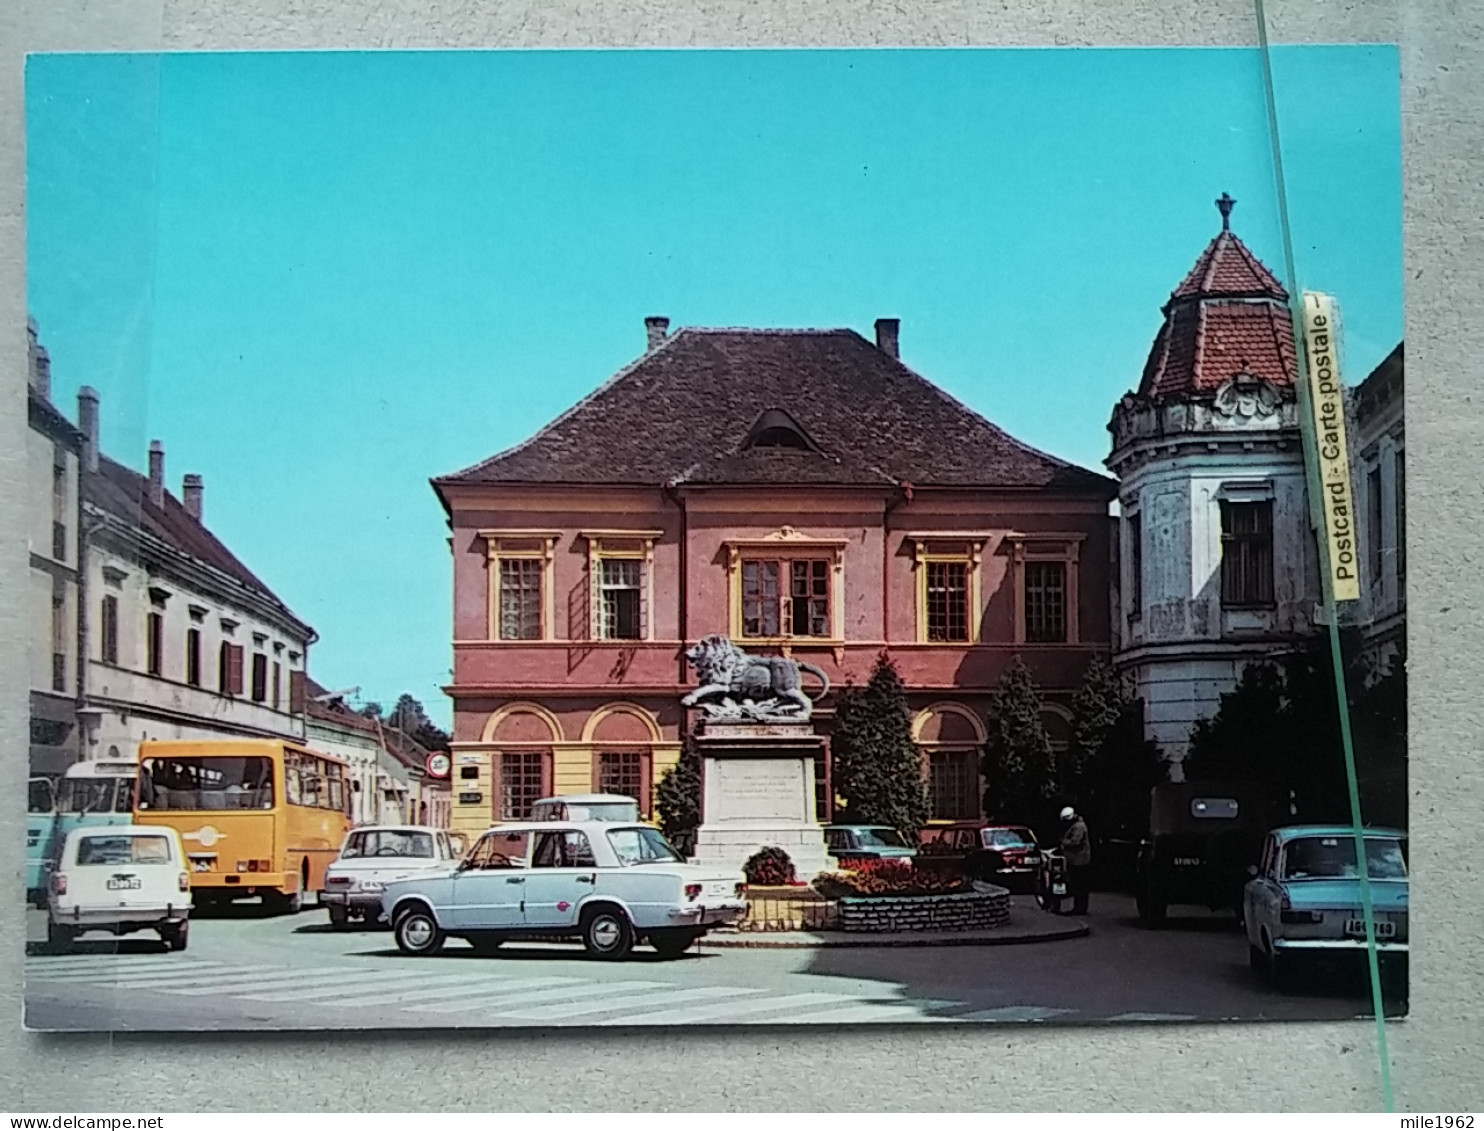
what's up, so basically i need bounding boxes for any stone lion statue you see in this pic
[682,635,830,722]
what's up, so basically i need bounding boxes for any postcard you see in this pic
[21,45,1404,1031]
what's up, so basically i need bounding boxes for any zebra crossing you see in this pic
[24,950,1137,1027]
[24,950,1020,1026]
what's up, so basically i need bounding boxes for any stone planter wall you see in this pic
[740,885,839,932]
[836,884,1011,933]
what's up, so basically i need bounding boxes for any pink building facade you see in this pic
[435,320,1116,838]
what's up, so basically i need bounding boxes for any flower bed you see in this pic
[812,859,976,899]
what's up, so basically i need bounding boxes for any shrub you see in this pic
[813,862,975,899]
[743,846,797,887]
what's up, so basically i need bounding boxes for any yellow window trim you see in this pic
[911,537,985,644]
[726,537,845,645]
[583,532,661,642]
[482,531,559,642]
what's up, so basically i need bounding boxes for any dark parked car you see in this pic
[1135,781,1274,926]
[916,822,1042,891]
[823,825,917,863]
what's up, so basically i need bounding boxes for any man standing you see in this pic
[1059,805,1092,915]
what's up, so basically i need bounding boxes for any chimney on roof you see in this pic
[27,318,52,399]
[182,474,204,522]
[645,316,670,352]
[77,387,100,473]
[875,317,901,359]
[148,441,165,509]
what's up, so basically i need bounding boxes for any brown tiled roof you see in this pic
[1171,230,1289,300]
[1138,229,1298,399]
[436,329,1114,495]
[303,676,382,735]
[87,454,311,634]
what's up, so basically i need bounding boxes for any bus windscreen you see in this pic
[138,756,276,811]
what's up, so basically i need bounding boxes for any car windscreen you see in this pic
[137,756,275,811]
[57,776,131,815]
[76,835,173,866]
[983,828,1036,848]
[341,830,434,859]
[1282,836,1408,881]
[607,827,683,865]
[855,828,908,848]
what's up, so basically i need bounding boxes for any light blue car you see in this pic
[1243,824,1408,989]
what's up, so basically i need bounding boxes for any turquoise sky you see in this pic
[26,47,1401,724]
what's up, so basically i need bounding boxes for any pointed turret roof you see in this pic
[1138,194,1298,399]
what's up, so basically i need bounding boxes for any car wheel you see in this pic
[393,907,445,956]
[467,934,506,956]
[46,921,75,953]
[327,904,350,931]
[581,906,634,960]
[162,921,189,952]
[649,929,700,959]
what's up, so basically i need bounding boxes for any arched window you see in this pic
[743,408,818,453]
[913,704,988,821]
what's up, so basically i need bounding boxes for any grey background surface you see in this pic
[1,0,1479,1113]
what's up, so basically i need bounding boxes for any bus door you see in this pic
[26,777,57,900]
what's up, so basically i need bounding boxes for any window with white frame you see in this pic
[484,532,559,642]
[599,558,644,640]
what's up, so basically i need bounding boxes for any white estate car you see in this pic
[48,825,192,952]
[322,825,467,929]
[379,821,747,960]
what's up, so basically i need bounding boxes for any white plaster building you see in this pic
[26,320,86,777]
[304,679,412,826]
[71,385,316,764]
[1348,343,1405,677]
[1107,198,1321,773]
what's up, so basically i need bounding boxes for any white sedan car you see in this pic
[322,825,466,929]
[380,821,747,960]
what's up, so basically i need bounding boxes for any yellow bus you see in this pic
[133,738,353,913]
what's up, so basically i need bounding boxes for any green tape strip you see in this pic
[1253,5,1396,1112]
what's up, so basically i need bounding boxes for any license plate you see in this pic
[192,860,212,872]
[1052,883,1067,895]
[1345,918,1395,938]
[107,876,141,891]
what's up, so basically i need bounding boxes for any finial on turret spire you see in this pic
[1216,192,1235,231]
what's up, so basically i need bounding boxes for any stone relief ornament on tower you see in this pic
[682,634,831,722]
[1212,372,1283,421]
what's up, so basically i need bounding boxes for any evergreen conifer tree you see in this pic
[830,654,930,838]
[983,657,1057,825]
[655,736,703,838]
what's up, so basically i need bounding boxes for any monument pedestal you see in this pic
[690,721,835,881]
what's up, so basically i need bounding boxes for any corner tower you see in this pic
[1107,195,1320,773]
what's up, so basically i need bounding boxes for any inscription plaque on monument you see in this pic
[707,757,808,824]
